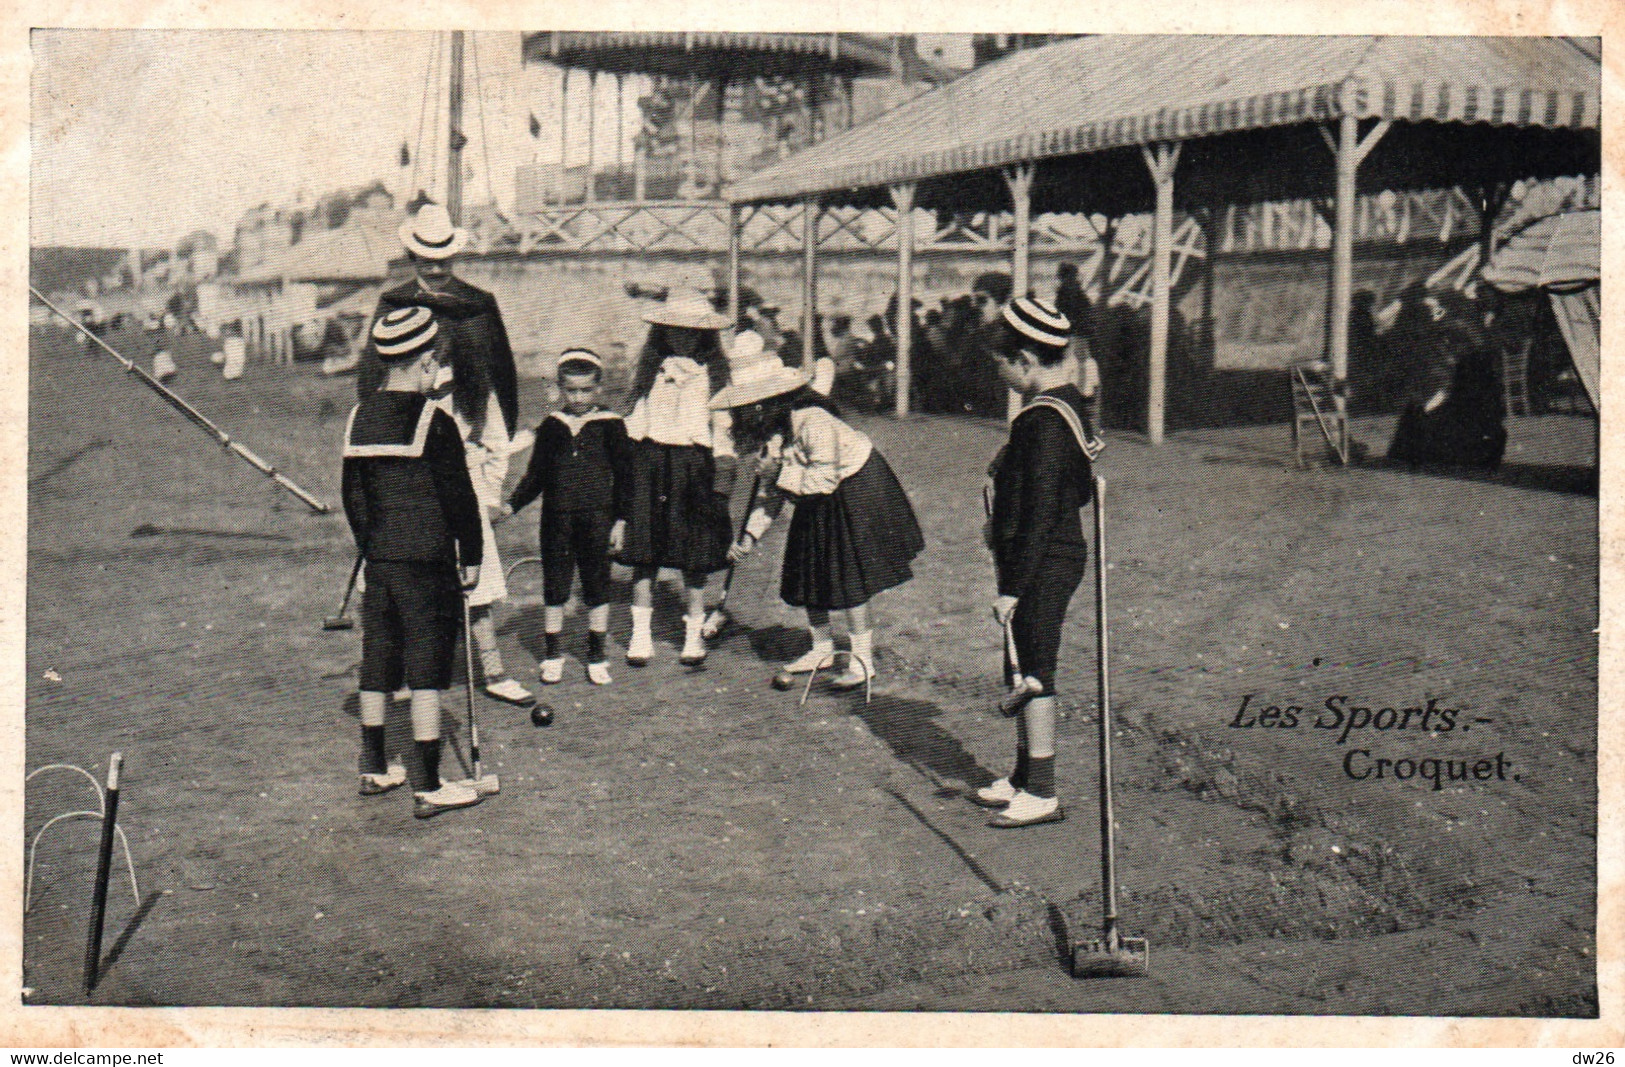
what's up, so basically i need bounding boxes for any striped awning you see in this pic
[1483,208,1600,293]
[520,32,946,81]
[727,36,1600,205]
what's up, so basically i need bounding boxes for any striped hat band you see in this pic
[1002,296,1071,348]
[372,306,439,359]
[558,347,603,371]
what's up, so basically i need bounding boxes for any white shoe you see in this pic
[679,614,707,666]
[829,631,874,692]
[539,657,565,685]
[359,762,407,796]
[587,661,612,686]
[988,790,1064,828]
[392,688,411,702]
[484,677,536,706]
[413,780,484,819]
[971,777,1018,809]
[828,655,873,691]
[781,643,837,675]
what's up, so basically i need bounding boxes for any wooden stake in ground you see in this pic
[83,752,123,993]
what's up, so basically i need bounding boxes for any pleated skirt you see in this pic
[780,450,924,611]
[620,440,732,575]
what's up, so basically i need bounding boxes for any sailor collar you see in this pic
[342,397,438,458]
[546,409,622,436]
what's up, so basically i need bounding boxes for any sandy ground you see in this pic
[23,326,1597,1014]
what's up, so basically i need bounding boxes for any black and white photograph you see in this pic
[19,9,1608,1039]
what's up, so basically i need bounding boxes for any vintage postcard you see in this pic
[7,0,1618,1049]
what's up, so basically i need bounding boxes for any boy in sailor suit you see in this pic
[342,306,485,819]
[504,349,633,687]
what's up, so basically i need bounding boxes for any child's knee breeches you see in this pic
[1009,553,1087,696]
[360,560,461,692]
[542,508,614,608]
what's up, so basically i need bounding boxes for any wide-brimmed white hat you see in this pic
[642,288,731,331]
[709,331,809,409]
[398,202,468,260]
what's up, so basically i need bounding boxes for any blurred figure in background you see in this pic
[1386,288,1505,470]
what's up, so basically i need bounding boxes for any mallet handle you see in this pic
[31,288,330,514]
[717,467,765,603]
[456,543,481,780]
[84,752,123,993]
[1093,476,1119,941]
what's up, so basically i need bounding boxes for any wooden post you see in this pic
[802,196,820,368]
[448,31,465,223]
[1140,142,1181,446]
[714,77,729,191]
[616,74,625,182]
[1326,114,1389,458]
[1005,162,1035,421]
[727,202,742,325]
[558,68,569,204]
[891,182,916,418]
[84,753,123,993]
[587,71,602,203]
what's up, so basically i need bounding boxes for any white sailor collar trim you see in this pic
[546,409,623,436]
[342,399,439,458]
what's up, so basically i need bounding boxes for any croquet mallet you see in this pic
[987,478,1039,718]
[321,553,364,631]
[1071,475,1149,978]
[700,467,764,640]
[998,612,1042,717]
[453,544,500,795]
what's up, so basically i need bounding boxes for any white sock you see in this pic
[682,614,706,656]
[630,605,653,640]
[848,630,873,670]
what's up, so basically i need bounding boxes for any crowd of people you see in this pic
[730,262,1106,424]
[342,203,1101,826]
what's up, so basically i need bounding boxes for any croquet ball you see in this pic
[770,671,793,691]
[531,703,555,727]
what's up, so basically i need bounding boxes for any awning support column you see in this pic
[615,74,625,178]
[1004,162,1035,421]
[1322,114,1390,459]
[558,68,569,204]
[727,203,743,326]
[1140,141,1181,446]
[802,196,820,367]
[585,71,597,203]
[890,182,916,418]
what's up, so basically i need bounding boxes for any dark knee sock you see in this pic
[544,631,561,659]
[416,739,441,792]
[1011,718,1031,788]
[1027,755,1055,799]
[587,629,606,663]
[360,725,387,776]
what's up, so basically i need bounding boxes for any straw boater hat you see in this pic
[372,305,439,362]
[642,288,731,331]
[398,202,468,260]
[1000,295,1072,351]
[709,330,808,409]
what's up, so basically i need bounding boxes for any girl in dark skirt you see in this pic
[715,338,923,692]
[621,289,736,667]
